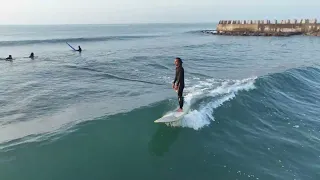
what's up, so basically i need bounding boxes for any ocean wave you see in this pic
[169,77,256,130]
[250,66,320,124]
[0,35,159,46]
[172,66,320,131]
[255,66,320,105]
[2,66,320,151]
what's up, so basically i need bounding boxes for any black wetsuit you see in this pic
[173,65,185,109]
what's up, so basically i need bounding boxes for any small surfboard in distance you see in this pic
[66,42,76,51]
[154,105,190,123]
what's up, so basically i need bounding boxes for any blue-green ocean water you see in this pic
[0,23,320,180]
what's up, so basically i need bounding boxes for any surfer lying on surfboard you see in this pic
[172,57,185,112]
[0,55,13,61]
[6,55,13,60]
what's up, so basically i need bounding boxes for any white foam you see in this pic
[182,94,236,130]
[179,77,256,130]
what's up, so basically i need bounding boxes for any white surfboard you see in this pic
[154,105,190,123]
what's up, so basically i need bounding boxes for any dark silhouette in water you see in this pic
[77,46,82,52]
[29,52,34,59]
[5,55,13,61]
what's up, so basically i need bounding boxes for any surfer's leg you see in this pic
[178,87,184,109]
[178,96,183,109]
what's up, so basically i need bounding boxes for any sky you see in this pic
[0,0,319,24]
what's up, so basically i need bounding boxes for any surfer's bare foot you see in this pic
[177,108,183,112]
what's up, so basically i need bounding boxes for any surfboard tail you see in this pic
[154,105,190,123]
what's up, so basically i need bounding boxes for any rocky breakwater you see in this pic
[204,19,320,37]
[305,30,320,36]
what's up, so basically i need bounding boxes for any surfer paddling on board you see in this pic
[172,57,185,112]
[5,55,13,61]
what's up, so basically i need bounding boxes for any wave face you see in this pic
[2,67,319,180]
[171,66,320,180]
[178,66,320,131]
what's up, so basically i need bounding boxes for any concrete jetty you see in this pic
[203,18,320,36]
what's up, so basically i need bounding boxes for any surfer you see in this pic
[5,55,13,61]
[29,52,34,59]
[77,46,82,52]
[172,57,185,112]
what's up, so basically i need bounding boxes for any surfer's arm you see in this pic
[173,70,178,85]
[175,68,181,86]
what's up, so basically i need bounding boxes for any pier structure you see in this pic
[207,18,320,36]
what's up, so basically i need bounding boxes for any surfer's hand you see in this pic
[172,84,175,89]
[174,85,178,90]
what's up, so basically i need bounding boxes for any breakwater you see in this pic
[203,19,320,36]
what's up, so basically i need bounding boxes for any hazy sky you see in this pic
[1,0,319,24]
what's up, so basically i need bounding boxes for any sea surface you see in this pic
[0,23,320,180]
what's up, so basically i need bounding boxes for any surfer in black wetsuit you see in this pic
[77,46,82,52]
[29,52,34,59]
[172,57,185,112]
[5,55,13,61]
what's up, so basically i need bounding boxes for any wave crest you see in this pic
[0,35,158,46]
[168,77,257,130]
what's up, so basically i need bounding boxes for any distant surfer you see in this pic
[29,52,34,59]
[172,57,185,112]
[5,55,13,61]
[77,46,82,52]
